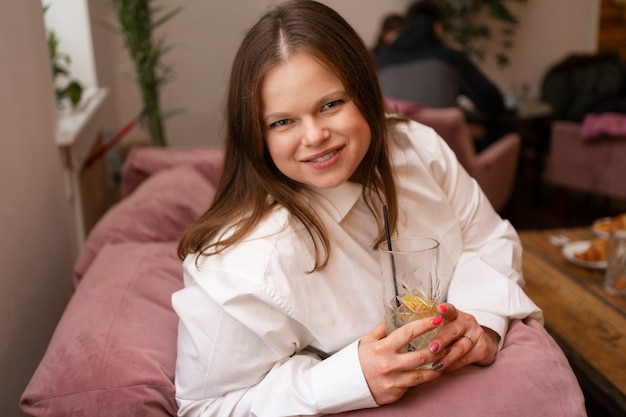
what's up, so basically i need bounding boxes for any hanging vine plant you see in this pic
[433,0,527,67]
[105,0,182,147]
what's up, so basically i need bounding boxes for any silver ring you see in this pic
[463,335,474,345]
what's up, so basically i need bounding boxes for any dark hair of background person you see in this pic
[406,0,444,23]
[372,13,406,54]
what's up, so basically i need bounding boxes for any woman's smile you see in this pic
[303,146,343,165]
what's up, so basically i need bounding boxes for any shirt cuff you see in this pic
[311,340,378,414]
[469,310,509,350]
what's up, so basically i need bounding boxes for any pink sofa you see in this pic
[19,147,583,416]
[20,147,224,417]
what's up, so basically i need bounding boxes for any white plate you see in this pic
[562,240,607,269]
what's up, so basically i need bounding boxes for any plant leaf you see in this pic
[153,6,182,29]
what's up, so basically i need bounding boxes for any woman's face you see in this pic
[261,52,371,189]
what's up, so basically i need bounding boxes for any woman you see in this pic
[173,1,585,416]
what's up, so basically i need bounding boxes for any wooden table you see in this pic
[519,228,626,416]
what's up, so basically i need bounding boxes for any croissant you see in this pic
[574,238,608,262]
[594,213,626,233]
[609,214,626,231]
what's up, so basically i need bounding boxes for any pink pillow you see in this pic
[333,319,584,417]
[581,112,626,141]
[73,165,216,286]
[121,146,224,196]
[20,241,182,417]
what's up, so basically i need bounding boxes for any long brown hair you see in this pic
[178,0,398,271]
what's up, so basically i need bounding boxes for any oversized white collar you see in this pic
[304,181,363,223]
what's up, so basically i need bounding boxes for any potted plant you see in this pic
[107,0,181,147]
[434,0,527,67]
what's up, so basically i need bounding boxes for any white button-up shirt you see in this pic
[172,120,542,417]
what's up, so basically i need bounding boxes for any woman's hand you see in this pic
[358,317,444,405]
[427,303,500,373]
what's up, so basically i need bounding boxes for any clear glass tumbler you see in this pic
[379,237,441,354]
[604,229,626,296]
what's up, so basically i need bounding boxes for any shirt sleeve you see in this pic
[444,129,542,341]
[402,121,543,345]
[172,276,378,417]
[447,222,544,346]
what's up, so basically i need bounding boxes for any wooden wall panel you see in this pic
[598,0,626,59]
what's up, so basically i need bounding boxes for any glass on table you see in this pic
[604,229,626,296]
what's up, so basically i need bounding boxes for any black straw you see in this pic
[383,205,400,304]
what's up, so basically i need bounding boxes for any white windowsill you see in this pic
[56,87,109,248]
[56,87,109,170]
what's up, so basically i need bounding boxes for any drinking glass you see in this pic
[604,229,626,296]
[379,237,441,355]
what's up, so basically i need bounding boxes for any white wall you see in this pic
[0,2,77,415]
[478,0,599,100]
[91,0,411,148]
[92,0,599,149]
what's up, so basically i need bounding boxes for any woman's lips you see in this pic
[303,146,343,163]
[308,149,338,163]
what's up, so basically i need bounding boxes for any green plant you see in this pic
[107,0,182,147]
[44,4,84,108]
[434,0,527,67]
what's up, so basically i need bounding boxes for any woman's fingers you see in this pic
[437,302,457,322]
[358,318,443,405]
[443,326,499,372]
[390,316,443,353]
[426,304,500,373]
[428,303,472,353]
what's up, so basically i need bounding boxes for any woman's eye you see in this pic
[269,119,290,129]
[322,99,344,111]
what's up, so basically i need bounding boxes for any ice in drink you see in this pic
[385,290,440,352]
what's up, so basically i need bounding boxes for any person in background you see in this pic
[377,0,509,152]
[372,13,406,57]
[172,1,586,416]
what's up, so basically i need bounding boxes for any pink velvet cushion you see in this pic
[120,146,224,197]
[333,318,585,417]
[73,165,216,286]
[581,112,626,140]
[20,241,183,417]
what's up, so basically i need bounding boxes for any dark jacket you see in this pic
[376,18,504,113]
[541,52,626,121]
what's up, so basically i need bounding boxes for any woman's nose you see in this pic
[300,118,330,147]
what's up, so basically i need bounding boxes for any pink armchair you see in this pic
[385,98,521,213]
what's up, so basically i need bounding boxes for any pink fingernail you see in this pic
[438,304,447,313]
[429,342,440,353]
[431,316,443,325]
